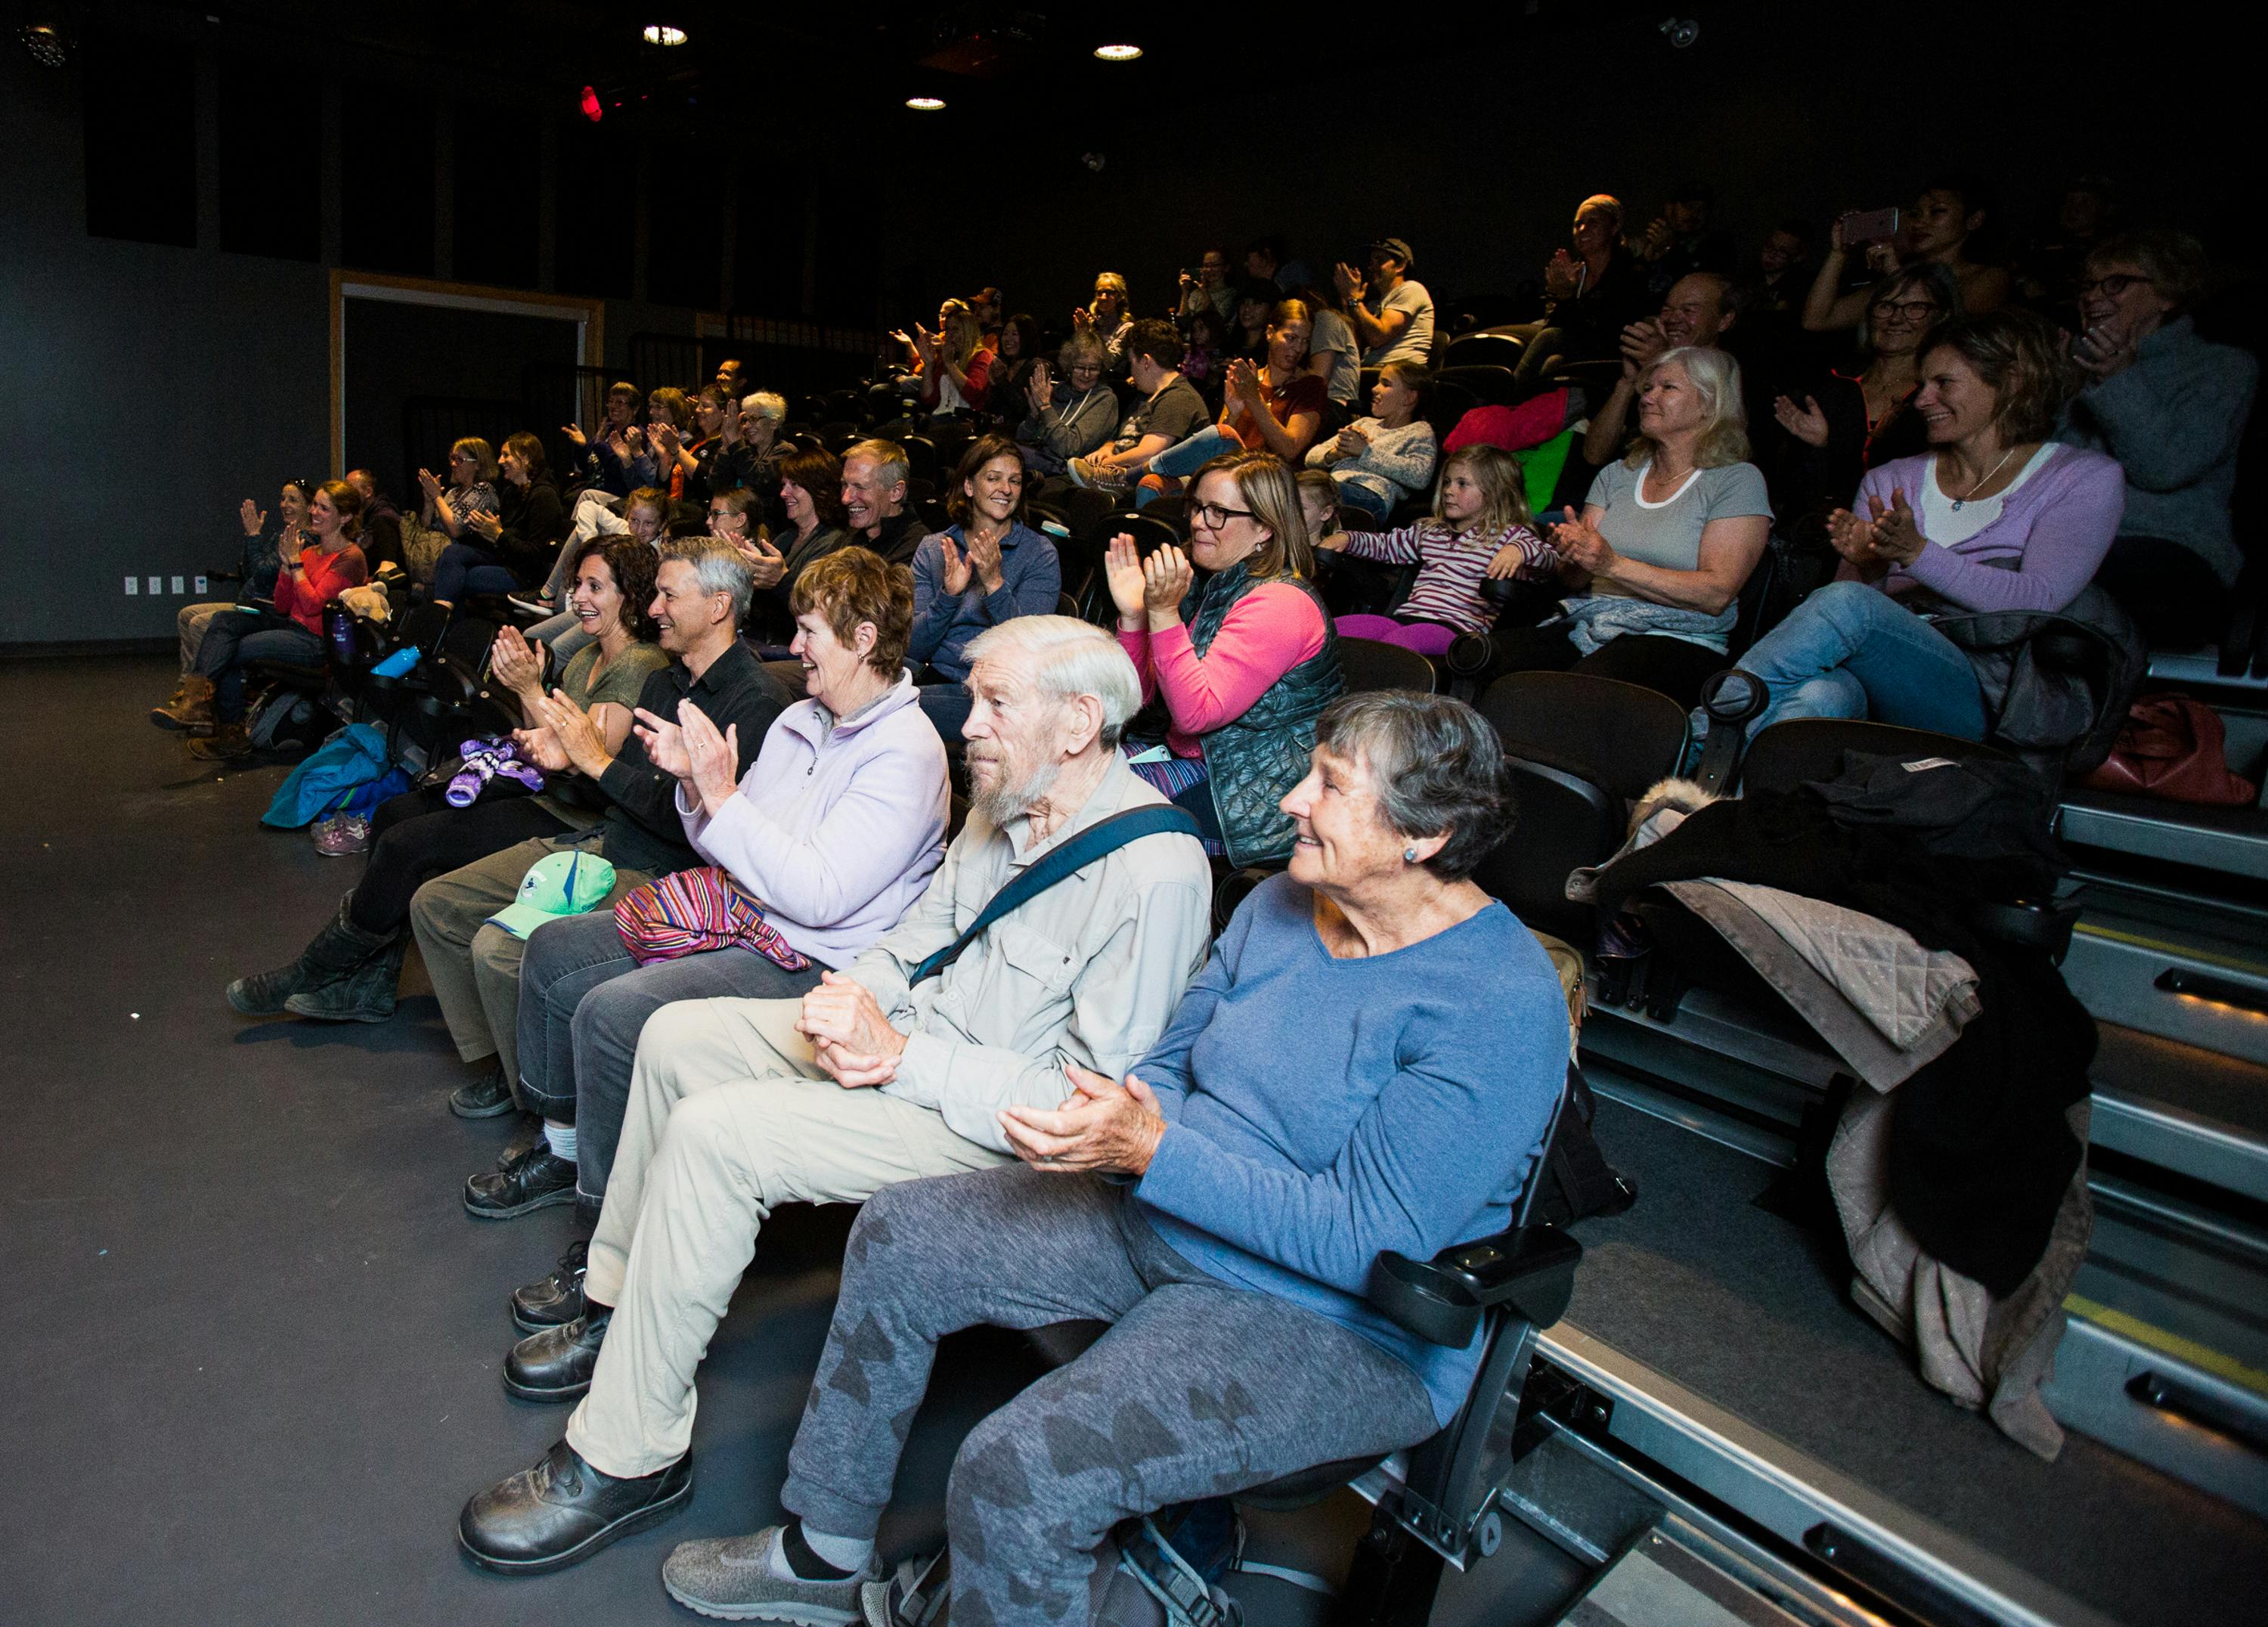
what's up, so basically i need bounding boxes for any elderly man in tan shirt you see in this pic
[459,615,1216,1577]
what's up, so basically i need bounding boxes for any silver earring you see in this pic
[1403,848,1418,863]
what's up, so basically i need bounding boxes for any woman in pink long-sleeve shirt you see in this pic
[178,478,370,760]
[1727,310,2124,740]
[1111,454,1341,863]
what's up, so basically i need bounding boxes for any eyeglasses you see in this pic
[1870,299,1942,321]
[1191,501,1256,529]
[2077,274,2153,298]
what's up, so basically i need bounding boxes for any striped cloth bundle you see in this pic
[613,866,811,970]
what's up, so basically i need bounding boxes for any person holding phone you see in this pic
[1805,180,2011,333]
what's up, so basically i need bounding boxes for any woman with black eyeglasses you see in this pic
[1108,452,1343,864]
[1769,264,1957,524]
[2060,229,2258,651]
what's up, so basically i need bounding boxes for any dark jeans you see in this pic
[347,785,570,934]
[192,609,326,724]
[513,910,824,1195]
[432,541,519,603]
[915,668,973,742]
[1482,623,1727,709]
[2094,535,2225,653]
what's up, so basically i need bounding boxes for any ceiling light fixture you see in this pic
[905,95,947,110]
[642,23,688,47]
[1093,43,1142,61]
[20,23,72,67]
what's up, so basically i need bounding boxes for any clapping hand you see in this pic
[631,705,692,778]
[1104,534,1192,622]
[1333,424,1371,460]
[1548,506,1616,577]
[1619,318,1668,380]
[1544,248,1582,299]
[511,726,570,772]
[676,699,741,815]
[417,466,445,500]
[964,526,1005,591]
[523,687,609,776]
[490,624,545,697]
[1638,216,1674,260]
[240,497,266,537]
[1224,356,1263,409]
[1773,394,1831,448]
[797,972,908,1088]
[1829,488,1923,568]
[733,531,785,590]
[1071,305,1093,332]
[466,508,503,541]
[998,1064,1167,1175]
[562,423,589,449]
[1333,261,1366,302]
[2071,319,2137,380]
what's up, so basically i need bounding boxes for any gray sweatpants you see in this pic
[779,1164,1439,1627]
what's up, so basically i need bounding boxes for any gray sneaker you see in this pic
[663,1525,879,1623]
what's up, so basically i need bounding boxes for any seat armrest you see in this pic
[1366,1227,1582,1348]
[1972,896,2082,959]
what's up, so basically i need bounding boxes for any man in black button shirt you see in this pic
[411,539,789,1115]
[838,439,930,568]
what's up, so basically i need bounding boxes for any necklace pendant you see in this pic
[1950,498,1966,511]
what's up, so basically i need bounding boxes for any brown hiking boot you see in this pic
[188,721,253,761]
[150,673,216,734]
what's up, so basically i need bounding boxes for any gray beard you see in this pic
[968,755,1061,829]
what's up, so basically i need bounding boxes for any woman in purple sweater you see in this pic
[1726,310,2124,739]
[476,547,949,1223]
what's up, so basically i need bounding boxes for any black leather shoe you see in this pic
[466,1143,578,1219]
[511,1238,589,1334]
[504,1306,610,1401]
[450,1063,516,1119]
[458,1438,692,1576]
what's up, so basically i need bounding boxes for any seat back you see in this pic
[1337,636,1436,695]
[1115,512,1181,559]
[1433,364,1520,408]
[1443,332,1525,371]
[1737,717,2013,798]
[1473,673,1690,941]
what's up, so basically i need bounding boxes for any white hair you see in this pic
[742,390,788,424]
[965,615,1141,746]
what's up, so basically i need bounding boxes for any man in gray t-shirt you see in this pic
[1336,237,1436,368]
[1069,320,1212,491]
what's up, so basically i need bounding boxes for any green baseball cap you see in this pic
[486,849,617,940]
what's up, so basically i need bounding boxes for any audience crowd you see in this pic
[153,167,2259,1622]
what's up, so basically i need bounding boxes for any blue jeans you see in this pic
[1136,425,1242,507]
[432,541,519,603]
[1334,479,1396,525]
[916,681,974,742]
[1737,581,1986,739]
[514,910,823,1198]
[192,609,326,722]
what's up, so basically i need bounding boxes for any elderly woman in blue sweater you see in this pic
[643,690,1571,1626]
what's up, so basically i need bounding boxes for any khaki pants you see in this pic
[407,835,649,1086]
[565,996,1009,1478]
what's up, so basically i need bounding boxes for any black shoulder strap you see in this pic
[909,804,1203,985]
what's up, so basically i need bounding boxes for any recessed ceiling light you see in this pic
[642,24,687,46]
[20,23,71,67]
[905,95,947,110]
[1093,43,1142,61]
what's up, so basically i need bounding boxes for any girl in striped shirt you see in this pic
[1318,445,1555,655]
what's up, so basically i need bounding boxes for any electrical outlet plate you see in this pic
[147,575,162,596]
[124,576,138,595]
[170,575,184,594]
[194,575,208,593]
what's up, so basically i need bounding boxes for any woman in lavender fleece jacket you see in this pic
[1727,311,2124,740]
[499,549,948,1216]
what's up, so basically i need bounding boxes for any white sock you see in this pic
[543,1120,577,1161]
[768,1520,873,1580]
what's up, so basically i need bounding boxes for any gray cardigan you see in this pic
[2059,315,2258,585]
[1017,383,1119,470]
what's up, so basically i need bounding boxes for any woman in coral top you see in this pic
[180,478,370,760]
[1111,452,1343,863]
